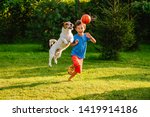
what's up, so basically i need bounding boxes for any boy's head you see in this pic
[74,20,86,35]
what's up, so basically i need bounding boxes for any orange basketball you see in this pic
[81,14,91,24]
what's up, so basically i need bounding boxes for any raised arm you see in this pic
[86,32,96,43]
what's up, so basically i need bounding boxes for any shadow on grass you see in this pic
[97,74,150,82]
[73,87,150,100]
[0,80,70,91]
[0,66,69,79]
[0,82,49,91]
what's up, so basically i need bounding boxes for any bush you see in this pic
[131,1,150,44]
[92,0,136,60]
[0,0,34,43]
[27,0,76,50]
[0,0,76,47]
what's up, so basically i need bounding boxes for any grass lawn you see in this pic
[0,43,150,100]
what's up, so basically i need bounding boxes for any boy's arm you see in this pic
[70,40,79,46]
[86,33,96,43]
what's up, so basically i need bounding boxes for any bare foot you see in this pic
[68,71,77,81]
[68,79,73,82]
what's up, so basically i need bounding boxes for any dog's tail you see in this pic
[49,39,57,48]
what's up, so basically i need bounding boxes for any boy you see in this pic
[68,20,96,81]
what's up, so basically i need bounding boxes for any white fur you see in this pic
[49,39,57,47]
[49,22,74,67]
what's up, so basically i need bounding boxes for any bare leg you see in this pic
[68,71,77,81]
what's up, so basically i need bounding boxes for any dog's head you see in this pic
[62,21,74,30]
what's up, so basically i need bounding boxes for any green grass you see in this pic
[0,44,150,100]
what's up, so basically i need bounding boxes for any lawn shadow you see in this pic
[51,80,69,84]
[1,66,69,79]
[73,87,150,100]
[97,73,150,82]
[0,82,49,91]
[0,80,69,91]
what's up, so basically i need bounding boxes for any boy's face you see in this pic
[75,24,86,35]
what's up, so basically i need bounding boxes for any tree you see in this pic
[93,0,135,60]
[0,0,34,43]
[131,1,150,45]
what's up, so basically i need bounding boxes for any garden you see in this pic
[0,0,150,100]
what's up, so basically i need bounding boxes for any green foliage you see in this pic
[92,0,136,60]
[0,0,75,46]
[131,1,150,44]
[0,0,35,43]
[0,0,149,53]
[131,1,150,14]
[27,0,75,50]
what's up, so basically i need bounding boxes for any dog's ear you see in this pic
[61,22,65,27]
[62,22,68,29]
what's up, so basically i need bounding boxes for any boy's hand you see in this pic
[70,39,79,46]
[75,40,79,44]
[86,32,96,43]
[86,32,92,39]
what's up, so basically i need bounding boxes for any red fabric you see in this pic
[72,55,83,73]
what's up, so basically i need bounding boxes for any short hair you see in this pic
[74,20,86,29]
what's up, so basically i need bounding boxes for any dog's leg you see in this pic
[49,55,52,67]
[54,56,58,64]
[49,50,54,67]
[53,49,61,64]
[57,50,62,58]
[49,58,52,67]
[63,39,68,45]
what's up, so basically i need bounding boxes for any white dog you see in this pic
[49,21,74,67]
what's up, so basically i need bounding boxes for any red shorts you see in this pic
[72,55,83,73]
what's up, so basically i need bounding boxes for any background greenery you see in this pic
[0,0,150,99]
[0,0,149,59]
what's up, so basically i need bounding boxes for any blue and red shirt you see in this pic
[71,33,90,59]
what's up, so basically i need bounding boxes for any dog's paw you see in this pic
[63,40,68,45]
[48,64,52,67]
[54,60,57,64]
